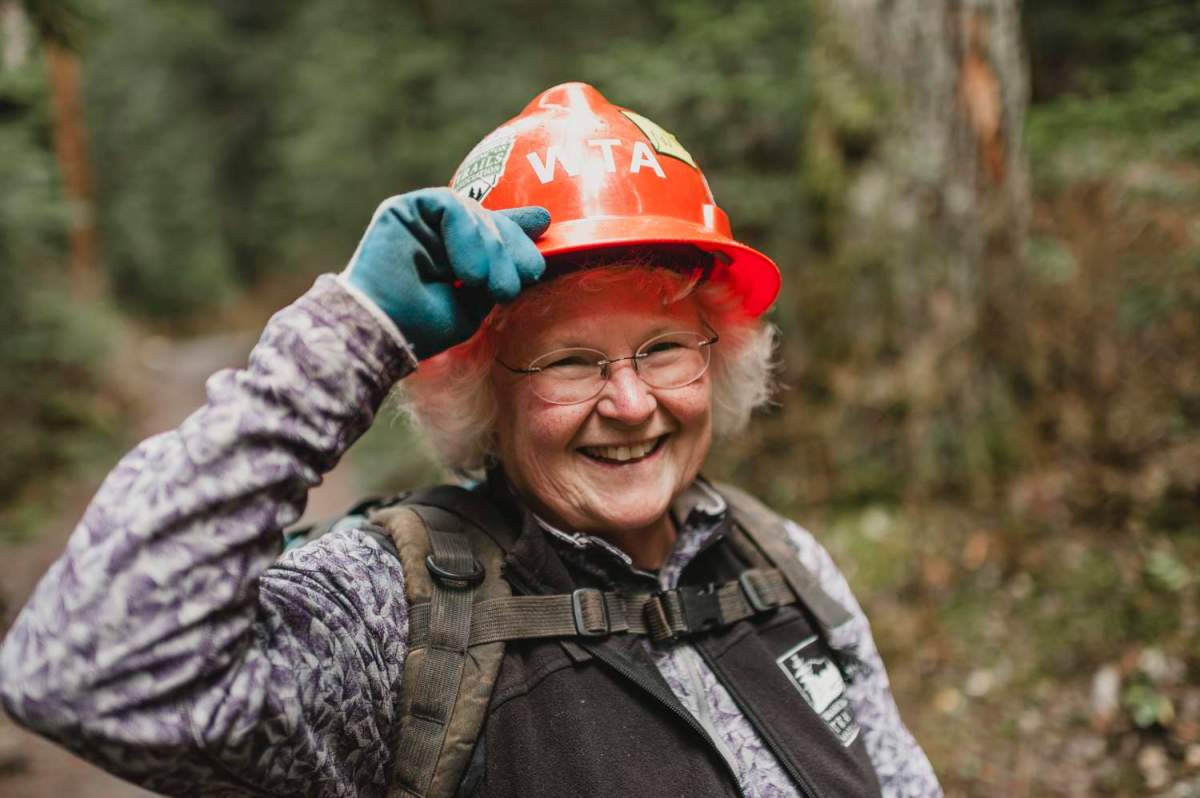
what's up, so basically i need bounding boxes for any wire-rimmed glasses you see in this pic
[497,323,720,406]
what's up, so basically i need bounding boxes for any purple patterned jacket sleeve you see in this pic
[0,275,416,797]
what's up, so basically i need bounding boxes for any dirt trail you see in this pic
[0,327,363,797]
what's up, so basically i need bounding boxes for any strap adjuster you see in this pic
[646,592,677,641]
[425,554,485,587]
[679,583,722,634]
[571,588,610,637]
[647,584,722,641]
[738,569,779,613]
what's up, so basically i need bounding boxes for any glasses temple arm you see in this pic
[495,358,542,375]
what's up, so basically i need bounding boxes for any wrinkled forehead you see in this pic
[496,278,705,360]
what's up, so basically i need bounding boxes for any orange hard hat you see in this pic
[449,82,781,317]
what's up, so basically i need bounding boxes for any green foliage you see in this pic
[1123,682,1175,729]
[1025,1,1200,98]
[78,0,813,324]
[1143,546,1192,593]
[1027,2,1200,163]
[83,0,270,319]
[21,0,90,47]
[0,50,123,538]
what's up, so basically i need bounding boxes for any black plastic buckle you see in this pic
[425,554,485,587]
[679,583,722,634]
[571,588,610,637]
[738,570,779,613]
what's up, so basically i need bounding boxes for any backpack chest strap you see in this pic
[406,567,793,648]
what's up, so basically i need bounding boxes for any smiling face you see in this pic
[492,278,714,549]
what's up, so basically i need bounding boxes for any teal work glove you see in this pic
[344,188,550,360]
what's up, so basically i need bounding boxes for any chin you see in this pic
[583,494,673,533]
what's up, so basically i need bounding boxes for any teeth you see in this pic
[583,438,659,462]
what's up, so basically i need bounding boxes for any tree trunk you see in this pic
[815,0,1031,498]
[45,39,102,297]
[825,0,1028,320]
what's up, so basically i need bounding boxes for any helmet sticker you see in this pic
[776,636,861,747]
[620,109,699,169]
[452,134,515,203]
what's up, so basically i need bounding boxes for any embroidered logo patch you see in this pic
[776,636,860,746]
[452,134,515,203]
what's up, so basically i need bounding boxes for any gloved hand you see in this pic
[343,188,550,360]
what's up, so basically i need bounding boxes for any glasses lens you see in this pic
[636,331,712,389]
[527,347,606,404]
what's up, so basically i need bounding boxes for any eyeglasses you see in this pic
[497,323,720,406]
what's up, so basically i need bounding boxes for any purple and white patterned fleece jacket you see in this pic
[0,275,942,798]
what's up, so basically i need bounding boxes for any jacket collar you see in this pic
[484,468,729,591]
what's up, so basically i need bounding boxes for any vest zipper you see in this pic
[694,645,822,798]
[674,645,747,790]
[583,642,748,798]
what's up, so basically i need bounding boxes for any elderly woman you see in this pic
[0,84,940,798]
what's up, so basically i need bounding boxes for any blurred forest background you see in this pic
[1,0,1197,795]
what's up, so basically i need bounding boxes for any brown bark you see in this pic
[45,39,102,297]
[824,0,1029,316]
[816,0,1030,498]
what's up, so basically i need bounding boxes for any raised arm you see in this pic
[0,275,414,795]
[0,190,548,797]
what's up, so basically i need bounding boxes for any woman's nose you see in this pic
[595,361,656,423]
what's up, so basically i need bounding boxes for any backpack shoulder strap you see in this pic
[406,484,522,552]
[370,492,511,798]
[712,481,855,634]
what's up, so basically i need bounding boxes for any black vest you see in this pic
[456,485,884,798]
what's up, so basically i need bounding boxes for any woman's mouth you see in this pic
[578,434,668,465]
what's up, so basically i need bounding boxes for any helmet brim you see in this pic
[534,216,781,318]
